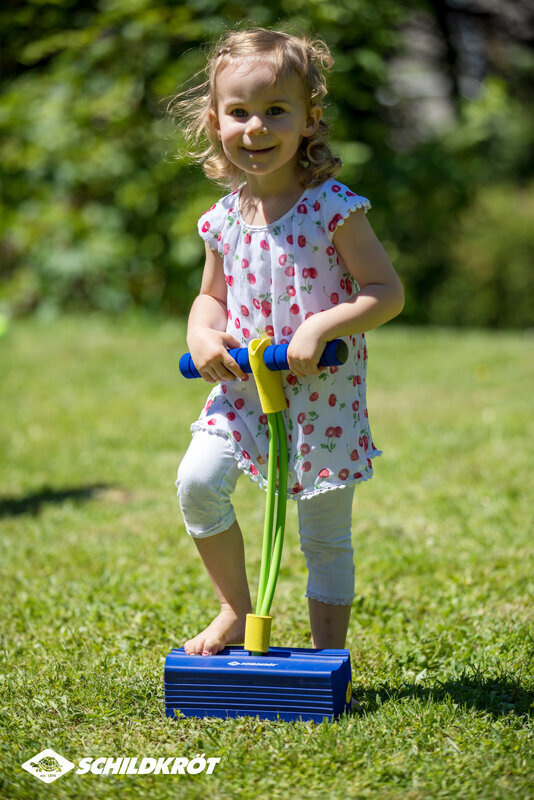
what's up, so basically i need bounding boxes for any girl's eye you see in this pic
[268,106,284,116]
[231,109,247,118]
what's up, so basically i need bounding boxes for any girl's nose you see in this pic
[245,114,268,135]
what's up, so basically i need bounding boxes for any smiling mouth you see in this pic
[244,146,275,154]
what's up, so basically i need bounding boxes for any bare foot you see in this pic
[183,607,248,656]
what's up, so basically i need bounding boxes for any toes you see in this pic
[182,612,243,657]
[201,636,224,656]
[183,638,204,656]
[183,634,223,656]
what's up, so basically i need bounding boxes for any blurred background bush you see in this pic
[1,0,533,327]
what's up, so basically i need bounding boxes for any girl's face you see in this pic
[210,57,321,188]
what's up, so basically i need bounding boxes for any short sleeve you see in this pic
[320,181,371,242]
[197,202,226,251]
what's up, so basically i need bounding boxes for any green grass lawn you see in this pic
[1,315,533,799]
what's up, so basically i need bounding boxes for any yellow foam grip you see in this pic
[248,337,287,415]
[244,613,272,654]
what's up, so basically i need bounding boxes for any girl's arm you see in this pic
[287,209,404,377]
[186,243,247,383]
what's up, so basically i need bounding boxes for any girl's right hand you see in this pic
[187,328,247,384]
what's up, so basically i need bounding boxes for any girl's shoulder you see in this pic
[307,179,371,213]
[305,179,371,242]
[197,188,240,250]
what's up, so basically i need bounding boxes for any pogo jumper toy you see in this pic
[164,337,353,722]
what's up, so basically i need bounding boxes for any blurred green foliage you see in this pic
[1,0,533,326]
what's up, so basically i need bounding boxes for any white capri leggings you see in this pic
[176,431,355,606]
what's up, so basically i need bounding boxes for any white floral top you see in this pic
[192,178,382,500]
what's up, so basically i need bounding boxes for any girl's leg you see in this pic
[297,486,356,649]
[185,520,251,655]
[307,598,351,649]
[176,432,250,655]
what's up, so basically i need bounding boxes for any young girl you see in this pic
[173,27,404,656]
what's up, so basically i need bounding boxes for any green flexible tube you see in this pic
[255,412,278,615]
[258,410,288,618]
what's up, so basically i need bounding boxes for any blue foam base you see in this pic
[164,645,352,722]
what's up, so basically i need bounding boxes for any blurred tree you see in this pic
[374,0,534,326]
[0,0,533,326]
[425,0,534,108]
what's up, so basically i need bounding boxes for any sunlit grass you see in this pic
[1,315,532,800]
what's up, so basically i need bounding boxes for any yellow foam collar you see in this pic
[248,337,287,415]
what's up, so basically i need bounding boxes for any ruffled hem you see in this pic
[190,422,381,501]
[305,591,354,606]
[294,458,381,501]
[327,197,371,242]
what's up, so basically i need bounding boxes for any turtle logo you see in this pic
[22,748,76,783]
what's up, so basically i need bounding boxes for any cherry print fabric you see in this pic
[192,178,382,500]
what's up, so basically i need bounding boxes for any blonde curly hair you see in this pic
[169,27,342,190]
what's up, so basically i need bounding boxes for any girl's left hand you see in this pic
[286,320,328,378]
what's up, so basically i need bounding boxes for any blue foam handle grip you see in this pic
[179,339,349,379]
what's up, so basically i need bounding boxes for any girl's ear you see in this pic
[302,106,322,137]
[208,109,222,140]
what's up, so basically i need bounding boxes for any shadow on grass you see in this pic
[0,484,115,518]
[354,672,533,721]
